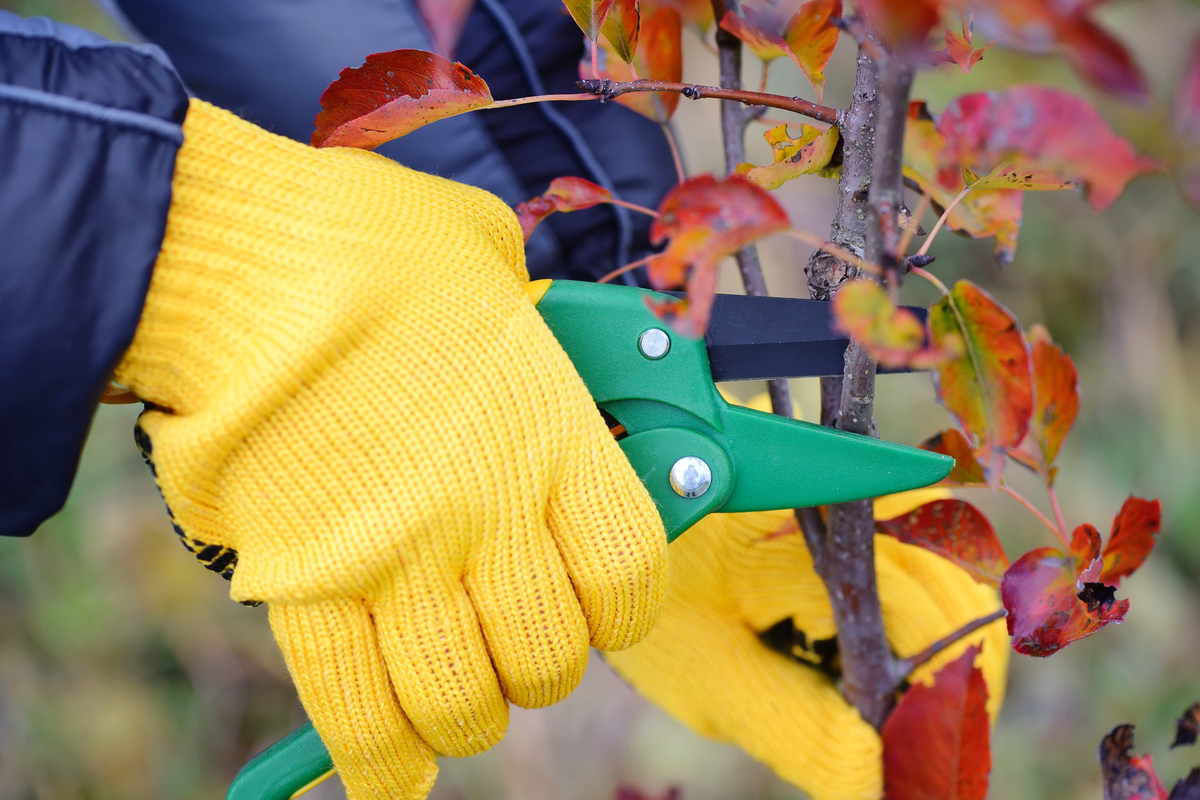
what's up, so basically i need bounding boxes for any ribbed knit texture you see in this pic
[607,493,1009,800]
[114,99,667,800]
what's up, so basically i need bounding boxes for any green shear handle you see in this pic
[226,280,953,799]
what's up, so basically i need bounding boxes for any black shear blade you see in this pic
[703,293,929,381]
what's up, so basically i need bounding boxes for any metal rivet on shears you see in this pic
[669,457,711,498]
[638,328,671,359]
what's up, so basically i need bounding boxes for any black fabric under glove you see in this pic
[0,11,185,536]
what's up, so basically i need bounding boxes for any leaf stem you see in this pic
[916,183,971,257]
[487,93,601,109]
[576,78,840,125]
[597,253,657,284]
[895,608,1007,680]
[910,265,950,295]
[660,123,686,185]
[783,229,882,276]
[1001,484,1069,545]
[1047,484,1070,543]
[608,198,661,218]
[896,191,932,258]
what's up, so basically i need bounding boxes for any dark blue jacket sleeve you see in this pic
[0,11,187,536]
[107,0,677,284]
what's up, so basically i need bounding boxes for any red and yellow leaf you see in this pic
[968,0,1148,103]
[936,85,1160,211]
[882,645,991,800]
[928,281,1033,486]
[648,175,790,335]
[877,499,1010,587]
[591,4,682,121]
[831,279,957,369]
[1023,323,1080,477]
[1099,725,1170,800]
[563,0,617,41]
[921,429,987,486]
[719,7,791,63]
[1101,497,1162,585]
[856,0,942,48]
[1001,541,1128,657]
[903,101,1023,265]
[782,0,841,102]
[515,177,614,240]
[312,49,493,149]
[735,123,840,190]
[944,28,992,74]
[601,0,641,63]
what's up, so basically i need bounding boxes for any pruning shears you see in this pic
[226,279,953,800]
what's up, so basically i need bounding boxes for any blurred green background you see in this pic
[2,0,1199,797]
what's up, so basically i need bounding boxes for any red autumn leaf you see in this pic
[921,429,987,485]
[312,49,493,149]
[967,0,1147,103]
[877,499,1010,587]
[943,28,992,74]
[882,645,991,800]
[563,0,617,41]
[928,280,1033,486]
[1001,532,1129,657]
[903,101,1024,265]
[1101,497,1162,584]
[601,0,641,63]
[590,4,682,121]
[936,85,1160,211]
[646,0,711,31]
[648,175,789,335]
[414,0,475,57]
[719,1,841,101]
[1019,323,1080,480]
[1100,725,1170,800]
[515,177,614,240]
[856,0,942,47]
[831,280,958,369]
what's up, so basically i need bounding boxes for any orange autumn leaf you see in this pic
[831,280,957,369]
[928,280,1033,486]
[719,0,841,101]
[921,429,987,486]
[856,0,942,48]
[944,28,992,74]
[562,0,617,41]
[936,85,1160,212]
[601,0,641,63]
[312,49,493,149]
[591,4,682,121]
[1101,497,1162,585]
[515,177,614,240]
[648,175,789,335]
[1019,324,1080,480]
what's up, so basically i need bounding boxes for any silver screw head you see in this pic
[669,456,712,498]
[639,328,671,359]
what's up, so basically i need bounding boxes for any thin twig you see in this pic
[1047,484,1070,543]
[916,184,971,257]
[783,229,882,276]
[577,78,840,125]
[660,123,686,184]
[895,608,1007,680]
[896,192,932,259]
[598,253,657,284]
[969,484,1067,544]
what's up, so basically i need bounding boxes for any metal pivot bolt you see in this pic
[638,328,670,359]
[669,456,712,499]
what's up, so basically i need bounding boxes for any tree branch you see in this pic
[577,78,840,125]
[895,609,1008,680]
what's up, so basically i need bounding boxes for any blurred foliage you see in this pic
[4,0,1200,799]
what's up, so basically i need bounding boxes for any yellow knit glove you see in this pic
[113,100,668,800]
[605,491,1009,800]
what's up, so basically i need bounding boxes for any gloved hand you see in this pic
[605,492,1009,800]
[113,100,668,799]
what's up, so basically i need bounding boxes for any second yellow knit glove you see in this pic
[605,493,1009,800]
[113,100,668,799]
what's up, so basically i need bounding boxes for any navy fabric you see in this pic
[0,11,185,536]
[110,0,676,282]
